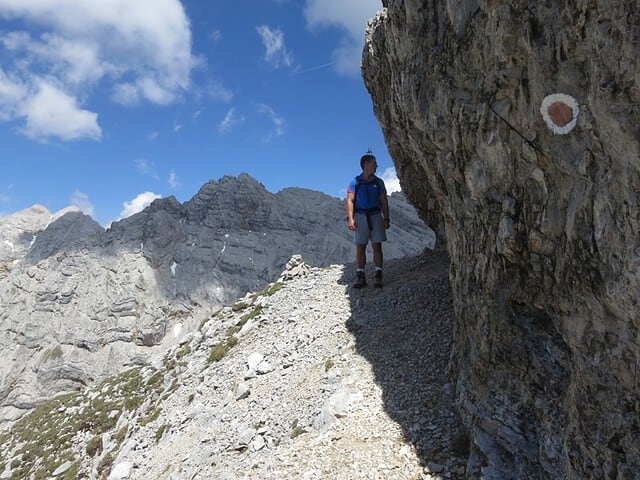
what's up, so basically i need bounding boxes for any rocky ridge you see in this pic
[0,174,435,426]
[0,249,466,480]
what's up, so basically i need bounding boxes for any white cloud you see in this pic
[168,170,180,189]
[303,0,380,76]
[135,158,153,174]
[117,192,161,220]
[218,107,245,134]
[209,29,222,43]
[0,0,196,140]
[380,167,401,194]
[0,68,27,121]
[1,31,108,86]
[70,189,95,217]
[19,81,101,141]
[208,80,233,103]
[110,83,138,106]
[256,25,293,69]
[256,103,285,142]
[135,158,160,180]
[331,38,366,77]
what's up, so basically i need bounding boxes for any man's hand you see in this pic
[348,218,357,231]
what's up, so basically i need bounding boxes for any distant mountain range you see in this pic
[0,173,435,425]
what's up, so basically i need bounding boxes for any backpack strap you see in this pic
[354,175,361,204]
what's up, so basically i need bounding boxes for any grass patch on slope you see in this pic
[0,366,168,480]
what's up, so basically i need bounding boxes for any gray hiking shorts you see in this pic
[354,211,387,245]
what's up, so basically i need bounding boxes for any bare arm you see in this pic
[347,191,357,230]
[380,190,390,228]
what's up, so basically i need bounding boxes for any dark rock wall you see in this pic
[363,1,640,478]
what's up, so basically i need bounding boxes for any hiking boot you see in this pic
[374,270,383,288]
[353,271,367,289]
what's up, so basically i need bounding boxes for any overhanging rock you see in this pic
[363,2,640,478]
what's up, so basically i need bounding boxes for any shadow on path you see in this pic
[340,248,469,477]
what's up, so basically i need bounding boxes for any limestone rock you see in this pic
[0,174,435,426]
[363,2,640,478]
[279,254,310,281]
[0,249,465,479]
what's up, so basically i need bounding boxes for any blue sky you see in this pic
[0,0,399,227]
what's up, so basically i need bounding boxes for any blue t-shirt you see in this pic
[348,174,386,211]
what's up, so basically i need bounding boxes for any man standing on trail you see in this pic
[346,150,390,288]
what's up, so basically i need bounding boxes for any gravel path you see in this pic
[109,248,467,479]
[339,249,467,479]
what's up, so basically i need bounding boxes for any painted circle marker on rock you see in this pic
[540,93,579,134]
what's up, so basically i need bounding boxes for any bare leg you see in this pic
[356,244,367,269]
[372,243,383,269]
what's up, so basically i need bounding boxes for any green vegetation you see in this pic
[176,344,192,360]
[324,359,335,372]
[155,424,168,442]
[203,282,285,366]
[90,398,121,434]
[0,365,171,480]
[113,426,128,444]
[0,277,291,479]
[42,344,63,362]
[0,392,81,479]
[252,282,283,299]
[146,371,164,390]
[0,261,12,277]
[289,418,304,439]
[240,305,263,323]
[166,379,179,395]
[198,308,222,332]
[163,356,177,371]
[208,342,228,363]
[124,395,144,411]
[140,407,162,426]
[208,335,239,363]
[226,324,241,336]
[97,452,115,478]
[86,436,103,457]
[61,462,81,480]
[231,300,250,312]
[227,305,263,336]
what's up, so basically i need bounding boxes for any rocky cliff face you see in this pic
[0,173,434,426]
[363,1,639,478]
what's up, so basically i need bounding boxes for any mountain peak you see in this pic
[0,176,435,430]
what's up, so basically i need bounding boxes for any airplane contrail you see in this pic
[293,62,335,75]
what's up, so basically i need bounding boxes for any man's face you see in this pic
[363,158,377,176]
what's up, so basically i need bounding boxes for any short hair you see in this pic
[360,152,376,169]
